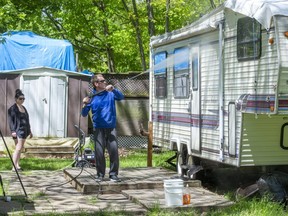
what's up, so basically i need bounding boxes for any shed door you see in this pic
[22,76,66,137]
[190,45,201,153]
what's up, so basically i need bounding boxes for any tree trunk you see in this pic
[122,0,147,71]
[209,0,216,9]
[146,0,155,37]
[165,0,170,33]
[93,0,116,73]
[103,19,116,73]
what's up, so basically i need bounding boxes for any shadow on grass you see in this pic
[0,195,35,215]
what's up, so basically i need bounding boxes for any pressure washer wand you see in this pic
[87,90,106,99]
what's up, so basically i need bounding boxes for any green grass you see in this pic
[120,149,175,169]
[0,148,175,171]
[0,157,73,171]
[207,196,287,216]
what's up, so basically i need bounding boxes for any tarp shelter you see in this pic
[0,31,76,71]
[0,31,91,138]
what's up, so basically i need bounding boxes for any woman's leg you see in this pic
[12,138,25,169]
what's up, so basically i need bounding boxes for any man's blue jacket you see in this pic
[81,89,124,128]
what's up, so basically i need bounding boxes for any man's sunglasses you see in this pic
[97,80,106,83]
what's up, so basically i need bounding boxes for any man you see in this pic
[81,74,124,182]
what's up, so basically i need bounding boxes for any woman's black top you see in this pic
[8,103,31,139]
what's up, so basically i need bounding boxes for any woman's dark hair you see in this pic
[15,89,24,99]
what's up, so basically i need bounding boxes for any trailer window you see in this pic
[237,17,261,61]
[155,75,167,98]
[173,47,189,98]
[154,51,167,98]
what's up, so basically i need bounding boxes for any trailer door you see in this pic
[190,45,201,153]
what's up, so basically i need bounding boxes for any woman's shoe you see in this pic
[11,167,23,172]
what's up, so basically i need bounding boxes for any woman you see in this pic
[8,89,33,171]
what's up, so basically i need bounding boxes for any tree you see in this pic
[209,0,216,9]
[121,0,147,71]
[165,0,170,33]
[0,0,225,73]
[92,0,116,73]
[146,0,155,37]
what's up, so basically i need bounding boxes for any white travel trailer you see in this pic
[149,0,288,177]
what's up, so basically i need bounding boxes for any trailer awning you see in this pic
[225,0,288,30]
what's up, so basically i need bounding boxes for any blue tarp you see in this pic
[0,31,76,71]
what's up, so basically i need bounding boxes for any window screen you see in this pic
[173,47,189,98]
[237,17,261,61]
[154,52,167,98]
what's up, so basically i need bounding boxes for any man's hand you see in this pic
[83,97,91,104]
[106,85,114,92]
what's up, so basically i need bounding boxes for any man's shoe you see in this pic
[95,175,103,182]
[110,175,121,182]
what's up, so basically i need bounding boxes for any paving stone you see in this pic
[0,168,233,215]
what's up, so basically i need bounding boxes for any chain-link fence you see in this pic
[88,72,149,97]
[88,72,149,149]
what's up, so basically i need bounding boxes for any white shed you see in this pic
[0,67,91,138]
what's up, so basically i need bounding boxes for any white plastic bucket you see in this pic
[163,179,184,206]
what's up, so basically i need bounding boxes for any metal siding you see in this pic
[223,11,279,166]
[150,8,286,168]
[276,16,288,107]
[200,33,220,156]
[240,114,288,166]
[276,16,288,68]
[224,11,278,101]
[67,76,90,137]
[151,9,225,158]
[152,41,192,147]
[0,74,20,136]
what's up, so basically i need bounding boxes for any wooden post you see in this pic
[147,121,153,167]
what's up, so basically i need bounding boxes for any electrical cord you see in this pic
[44,165,85,192]
[44,166,128,201]
[83,168,128,201]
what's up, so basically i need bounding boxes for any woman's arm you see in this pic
[8,105,17,134]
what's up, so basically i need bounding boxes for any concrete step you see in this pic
[64,167,201,194]
[23,152,74,158]
[23,146,74,158]
[24,146,74,153]
[123,187,233,210]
